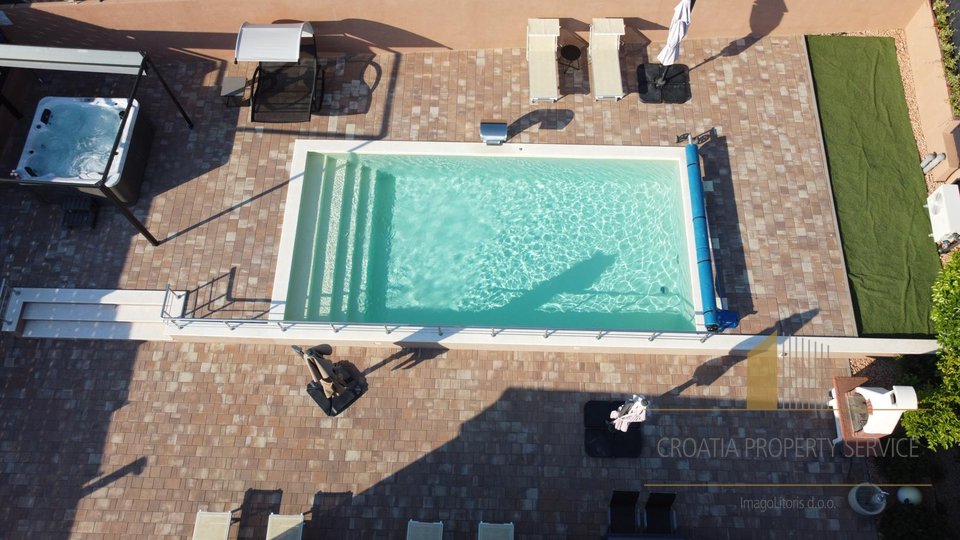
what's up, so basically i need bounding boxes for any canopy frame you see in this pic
[234,22,314,64]
[0,44,195,246]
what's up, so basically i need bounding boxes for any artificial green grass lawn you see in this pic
[807,35,941,336]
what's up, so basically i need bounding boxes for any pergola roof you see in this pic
[0,44,145,75]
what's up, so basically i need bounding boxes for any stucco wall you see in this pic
[0,0,926,61]
[903,1,960,183]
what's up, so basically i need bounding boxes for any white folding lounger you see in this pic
[191,510,232,540]
[266,513,304,540]
[589,18,625,100]
[526,18,561,103]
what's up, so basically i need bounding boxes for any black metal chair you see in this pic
[642,492,677,535]
[250,51,318,123]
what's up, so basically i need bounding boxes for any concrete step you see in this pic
[22,303,161,323]
[10,288,171,305]
[2,287,187,338]
[21,320,168,341]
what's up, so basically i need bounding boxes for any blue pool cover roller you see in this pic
[686,143,720,331]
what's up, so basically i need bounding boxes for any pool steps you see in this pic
[1,287,186,341]
[293,154,376,322]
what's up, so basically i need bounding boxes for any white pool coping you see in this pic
[271,139,713,333]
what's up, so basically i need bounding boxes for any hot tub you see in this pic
[13,96,153,205]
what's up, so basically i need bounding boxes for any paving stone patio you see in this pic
[0,338,877,539]
[0,35,856,336]
[0,35,874,538]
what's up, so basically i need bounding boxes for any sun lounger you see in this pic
[589,18,625,100]
[642,492,678,535]
[478,521,514,540]
[266,513,304,540]
[527,19,560,103]
[234,22,319,123]
[191,510,232,540]
[407,519,443,540]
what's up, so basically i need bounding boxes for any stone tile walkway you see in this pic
[0,35,856,336]
[0,34,869,538]
[0,339,874,539]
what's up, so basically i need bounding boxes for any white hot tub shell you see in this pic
[14,96,152,205]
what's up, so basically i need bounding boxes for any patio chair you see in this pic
[407,519,443,540]
[266,513,304,540]
[191,510,232,540]
[589,18,625,100]
[235,22,320,123]
[250,54,318,123]
[478,521,514,540]
[607,491,640,535]
[526,19,560,103]
[642,492,677,535]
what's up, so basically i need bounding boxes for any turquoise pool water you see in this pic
[285,151,696,331]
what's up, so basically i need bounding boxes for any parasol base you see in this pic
[638,63,691,104]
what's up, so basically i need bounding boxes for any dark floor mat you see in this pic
[584,400,645,458]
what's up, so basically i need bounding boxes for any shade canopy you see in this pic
[235,22,314,63]
[0,44,145,75]
[657,0,692,66]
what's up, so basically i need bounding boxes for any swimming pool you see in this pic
[272,141,716,332]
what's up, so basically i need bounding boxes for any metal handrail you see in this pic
[156,297,712,342]
[0,279,13,325]
[160,284,187,320]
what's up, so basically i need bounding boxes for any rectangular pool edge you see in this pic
[270,139,715,332]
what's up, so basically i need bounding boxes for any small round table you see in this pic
[559,45,582,72]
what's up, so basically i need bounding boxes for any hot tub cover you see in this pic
[235,22,314,63]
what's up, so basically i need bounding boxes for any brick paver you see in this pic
[0,339,875,539]
[0,35,872,538]
[0,36,855,336]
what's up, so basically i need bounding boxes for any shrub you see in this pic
[897,354,940,389]
[879,503,952,539]
[933,0,960,118]
[931,255,960,355]
[904,256,960,449]
[902,386,960,450]
[874,441,942,483]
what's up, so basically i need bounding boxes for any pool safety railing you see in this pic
[159,284,732,343]
[0,279,13,327]
[152,293,937,358]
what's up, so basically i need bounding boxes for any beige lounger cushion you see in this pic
[478,521,515,540]
[407,519,444,540]
[266,513,304,540]
[589,18,625,100]
[527,19,560,102]
[192,511,231,540]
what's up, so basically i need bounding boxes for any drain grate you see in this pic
[62,197,99,229]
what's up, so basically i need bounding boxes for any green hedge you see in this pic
[903,255,960,449]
